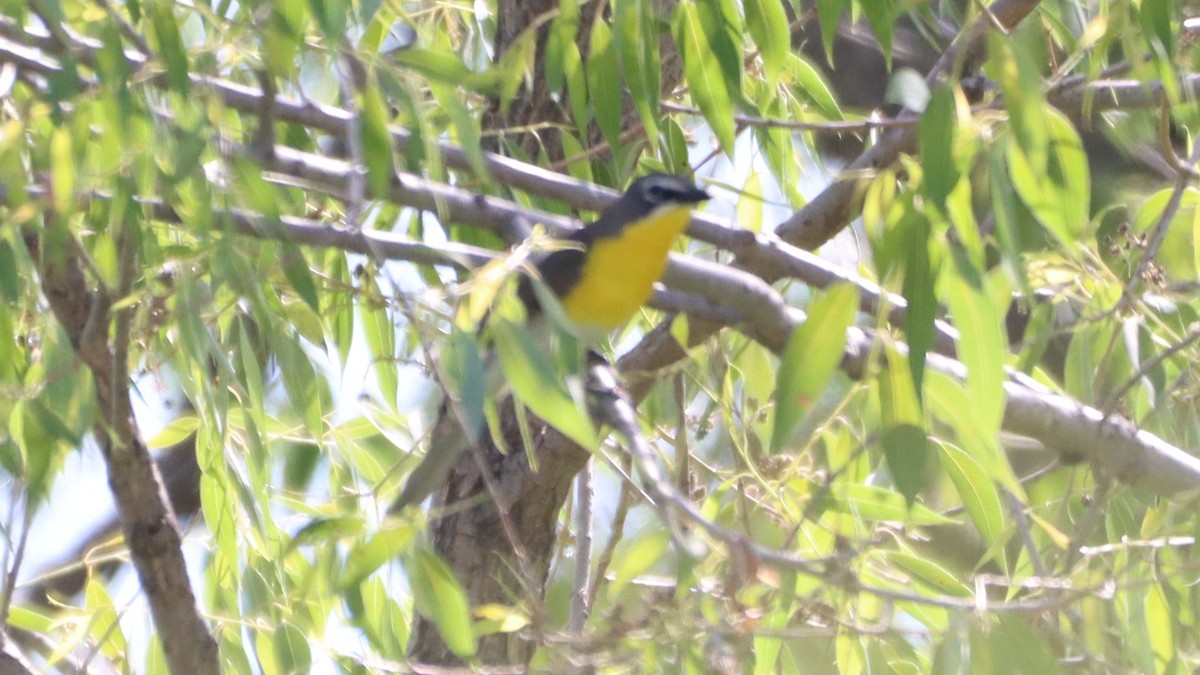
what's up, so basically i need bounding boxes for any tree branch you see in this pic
[21,225,219,675]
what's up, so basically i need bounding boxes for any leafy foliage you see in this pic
[0,0,1199,672]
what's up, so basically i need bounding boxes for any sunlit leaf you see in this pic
[772,284,857,453]
[673,2,736,155]
[744,0,789,89]
[410,549,477,659]
[491,318,596,450]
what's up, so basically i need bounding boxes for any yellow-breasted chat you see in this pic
[394,173,710,509]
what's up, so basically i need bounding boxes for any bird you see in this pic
[394,173,710,509]
[515,173,711,341]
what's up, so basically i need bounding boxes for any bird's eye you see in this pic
[645,183,674,203]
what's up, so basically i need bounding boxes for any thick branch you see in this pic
[22,227,218,675]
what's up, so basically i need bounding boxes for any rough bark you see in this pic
[410,0,684,665]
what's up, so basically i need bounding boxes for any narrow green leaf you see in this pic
[548,40,586,139]
[359,83,396,197]
[84,579,127,659]
[606,529,670,601]
[772,284,857,452]
[273,331,324,438]
[696,0,744,96]
[443,329,486,444]
[881,423,928,505]
[934,440,1008,552]
[1007,109,1090,246]
[308,0,347,39]
[899,212,935,396]
[149,3,190,94]
[887,552,971,596]
[147,416,200,449]
[736,170,764,232]
[744,0,789,89]
[920,86,959,209]
[859,0,895,66]
[814,0,841,62]
[410,549,477,659]
[925,370,1021,494]
[787,54,842,120]
[0,238,18,302]
[361,303,398,408]
[587,20,623,153]
[1145,582,1174,671]
[271,623,312,675]
[340,524,418,588]
[614,0,660,149]
[673,2,736,155]
[49,128,74,216]
[833,483,953,525]
[491,319,596,450]
[430,81,487,179]
[281,243,320,312]
[543,0,579,94]
[942,254,1006,438]
[1138,0,1173,57]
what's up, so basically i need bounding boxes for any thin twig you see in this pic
[568,463,594,633]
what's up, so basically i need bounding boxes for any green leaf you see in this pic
[1146,582,1175,671]
[49,128,74,216]
[1131,187,1200,282]
[410,549,476,659]
[1138,0,1173,57]
[430,81,487,179]
[696,0,744,96]
[340,524,418,588]
[744,0,789,89]
[563,42,589,136]
[887,552,971,596]
[361,303,398,408]
[84,579,127,660]
[308,0,347,39]
[920,86,960,209]
[1007,109,1090,246]
[272,330,324,438]
[736,170,764,232]
[832,483,954,525]
[434,328,487,447]
[859,0,896,66]
[149,3,190,95]
[924,370,1021,494]
[899,212,935,397]
[614,0,661,149]
[543,0,579,94]
[673,2,736,155]
[491,319,597,450]
[606,529,670,601]
[147,416,200,449]
[787,54,842,120]
[281,244,320,312]
[271,622,312,675]
[934,440,1008,553]
[942,254,1006,438]
[881,423,928,505]
[815,0,841,62]
[587,20,623,153]
[359,83,396,198]
[772,284,857,452]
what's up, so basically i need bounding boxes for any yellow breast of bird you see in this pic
[560,206,691,334]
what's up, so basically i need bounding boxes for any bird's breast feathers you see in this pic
[560,204,692,332]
